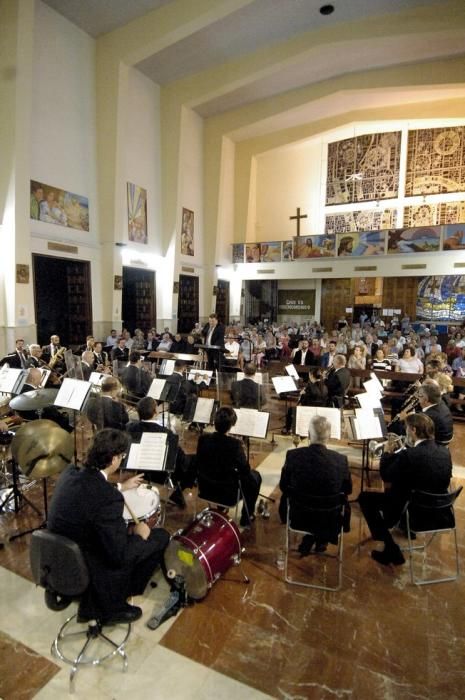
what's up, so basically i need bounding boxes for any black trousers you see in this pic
[358,491,401,544]
[241,470,262,518]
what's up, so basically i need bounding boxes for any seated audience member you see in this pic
[47,428,169,624]
[131,329,146,352]
[279,415,352,555]
[121,351,152,398]
[126,396,195,506]
[195,406,262,526]
[320,340,337,369]
[86,377,129,430]
[224,335,241,365]
[157,332,173,353]
[238,333,253,369]
[325,354,350,408]
[170,333,187,354]
[230,363,264,408]
[106,329,119,348]
[396,346,424,374]
[359,413,452,567]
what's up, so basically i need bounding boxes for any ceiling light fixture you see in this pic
[319,4,335,15]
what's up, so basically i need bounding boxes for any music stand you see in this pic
[54,378,93,464]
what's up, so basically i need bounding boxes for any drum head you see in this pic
[164,539,208,600]
[123,486,160,522]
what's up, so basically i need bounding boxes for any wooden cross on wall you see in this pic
[290,207,308,237]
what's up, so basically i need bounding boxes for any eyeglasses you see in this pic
[119,453,127,460]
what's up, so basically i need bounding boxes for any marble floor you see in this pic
[1,396,465,699]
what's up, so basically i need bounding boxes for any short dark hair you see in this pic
[137,396,157,421]
[129,351,140,363]
[174,359,186,370]
[101,377,119,394]
[214,406,237,434]
[405,413,435,441]
[244,363,256,377]
[84,429,129,470]
[419,382,441,405]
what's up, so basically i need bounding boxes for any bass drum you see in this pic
[164,509,242,600]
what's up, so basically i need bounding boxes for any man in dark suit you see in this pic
[126,396,195,505]
[85,377,129,430]
[41,334,65,368]
[195,406,262,526]
[121,351,152,398]
[320,340,337,369]
[279,415,352,554]
[0,338,29,368]
[202,313,225,370]
[47,429,170,624]
[418,381,453,444]
[80,350,94,381]
[165,359,198,415]
[359,413,452,566]
[230,363,264,408]
[325,354,350,408]
[25,344,43,368]
[292,339,315,379]
[111,337,129,363]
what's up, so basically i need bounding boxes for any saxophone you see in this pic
[49,346,65,370]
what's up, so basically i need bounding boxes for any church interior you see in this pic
[1,0,465,697]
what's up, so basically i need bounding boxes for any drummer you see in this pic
[47,428,170,625]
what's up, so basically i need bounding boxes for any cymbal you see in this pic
[10,388,59,411]
[11,419,73,479]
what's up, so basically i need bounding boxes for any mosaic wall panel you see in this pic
[403,200,465,227]
[405,126,465,196]
[324,208,397,234]
[326,131,401,205]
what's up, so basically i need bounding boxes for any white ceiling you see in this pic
[41,0,464,119]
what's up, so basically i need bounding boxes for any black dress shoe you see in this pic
[371,547,405,566]
[298,534,315,557]
[314,542,328,553]
[103,604,142,625]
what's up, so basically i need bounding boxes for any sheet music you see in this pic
[236,371,263,384]
[0,368,26,394]
[356,391,382,409]
[230,408,270,439]
[126,432,168,471]
[272,375,298,394]
[285,364,300,380]
[54,378,91,411]
[147,377,166,400]
[188,369,213,386]
[89,372,106,386]
[370,372,384,394]
[193,397,215,424]
[362,378,383,399]
[160,359,175,376]
[352,408,384,439]
[295,406,341,440]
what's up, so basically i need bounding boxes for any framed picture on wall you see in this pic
[282,240,293,260]
[181,207,194,256]
[114,275,122,290]
[260,242,281,262]
[16,264,29,284]
[387,226,441,254]
[127,182,148,244]
[293,235,335,258]
[232,243,245,263]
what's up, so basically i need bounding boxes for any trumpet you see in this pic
[368,432,407,459]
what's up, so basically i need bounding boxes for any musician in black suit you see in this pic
[282,367,327,434]
[121,351,152,398]
[93,341,109,370]
[165,359,198,415]
[195,406,262,526]
[126,397,195,505]
[418,381,453,444]
[47,429,170,624]
[25,344,43,368]
[279,415,352,553]
[202,313,225,370]
[0,339,29,368]
[292,339,315,379]
[111,337,129,363]
[85,377,129,430]
[359,413,452,566]
[41,334,65,367]
[80,350,94,381]
[325,354,350,408]
[230,363,264,408]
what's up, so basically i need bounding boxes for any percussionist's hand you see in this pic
[120,473,144,492]
[133,521,151,540]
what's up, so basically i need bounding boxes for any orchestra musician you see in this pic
[165,359,198,416]
[41,334,65,368]
[93,341,110,372]
[325,354,350,408]
[282,367,327,434]
[358,413,452,567]
[195,406,261,527]
[47,428,170,624]
[126,396,195,507]
[121,351,152,398]
[292,339,315,379]
[279,415,352,555]
[111,337,129,363]
[25,344,43,369]
[85,376,129,430]
[230,363,265,409]
[0,339,29,369]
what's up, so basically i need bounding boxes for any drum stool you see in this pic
[30,530,131,693]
